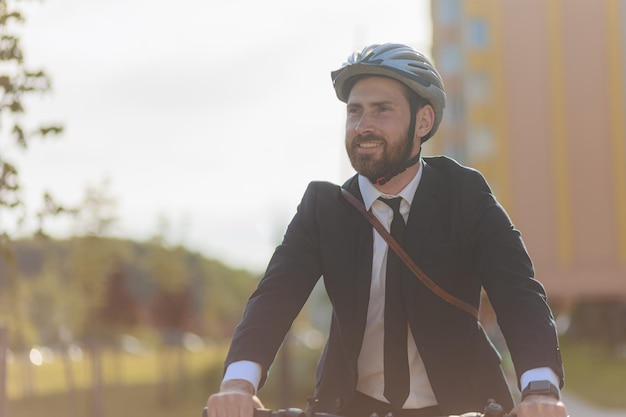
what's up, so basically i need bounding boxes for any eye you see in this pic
[347,106,361,116]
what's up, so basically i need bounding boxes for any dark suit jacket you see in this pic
[225,156,564,415]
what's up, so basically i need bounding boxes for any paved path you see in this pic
[562,392,626,417]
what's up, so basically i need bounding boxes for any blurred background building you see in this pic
[425,0,626,306]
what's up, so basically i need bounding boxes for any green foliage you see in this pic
[140,243,189,294]
[98,266,139,331]
[0,236,258,348]
[201,259,261,338]
[20,260,70,344]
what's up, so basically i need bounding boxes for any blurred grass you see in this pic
[5,340,626,416]
[560,340,626,409]
[7,344,227,400]
[8,382,212,417]
[6,342,319,417]
[6,344,228,417]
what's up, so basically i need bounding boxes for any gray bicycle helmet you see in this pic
[331,43,446,143]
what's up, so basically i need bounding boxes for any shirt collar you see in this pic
[357,159,424,211]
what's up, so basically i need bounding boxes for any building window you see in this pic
[446,95,464,124]
[466,18,489,48]
[467,126,495,160]
[436,44,463,75]
[465,72,491,104]
[436,0,461,25]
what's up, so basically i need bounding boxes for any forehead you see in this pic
[347,76,410,104]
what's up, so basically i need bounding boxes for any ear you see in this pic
[414,104,435,140]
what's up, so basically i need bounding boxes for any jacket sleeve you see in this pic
[459,168,564,388]
[224,182,324,387]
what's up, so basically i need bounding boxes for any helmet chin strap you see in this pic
[374,150,421,186]
[373,99,421,186]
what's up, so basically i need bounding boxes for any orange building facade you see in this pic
[427,0,626,302]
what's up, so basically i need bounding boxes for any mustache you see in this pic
[352,133,386,144]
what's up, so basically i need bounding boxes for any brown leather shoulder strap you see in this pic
[341,188,478,319]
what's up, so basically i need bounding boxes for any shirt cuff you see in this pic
[520,367,560,391]
[223,360,263,393]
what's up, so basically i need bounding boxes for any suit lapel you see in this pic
[404,160,440,263]
[401,160,441,322]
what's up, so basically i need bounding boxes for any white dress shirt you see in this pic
[354,161,437,408]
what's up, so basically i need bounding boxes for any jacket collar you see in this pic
[357,159,425,211]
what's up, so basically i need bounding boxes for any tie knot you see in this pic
[378,196,403,214]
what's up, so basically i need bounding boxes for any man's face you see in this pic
[345,76,414,182]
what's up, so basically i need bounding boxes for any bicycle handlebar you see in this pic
[201,401,514,417]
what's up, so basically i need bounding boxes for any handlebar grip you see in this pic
[255,409,276,417]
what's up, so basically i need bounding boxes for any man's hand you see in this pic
[206,379,264,417]
[510,394,569,417]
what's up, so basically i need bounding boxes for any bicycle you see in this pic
[202,399,513,417]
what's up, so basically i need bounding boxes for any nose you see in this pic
[355,112,374,134]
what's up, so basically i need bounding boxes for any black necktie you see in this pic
[379,197,409,408]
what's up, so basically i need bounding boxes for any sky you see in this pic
[10,0,433,272]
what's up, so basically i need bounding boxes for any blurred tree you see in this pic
[64,181,121,341]
[144,244,193,406]
[152,286,193,335]
[62,180,119,417]
[201,261,258,338]
[0,1,63,407]
[19,257,81,408]
[70,179,117,237]
[98,262,140,333]
[96,258,140,386]
[0,0,64,241]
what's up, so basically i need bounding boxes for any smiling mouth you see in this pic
[358,141,383,149]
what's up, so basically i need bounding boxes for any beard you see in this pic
[346,133,412,182]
